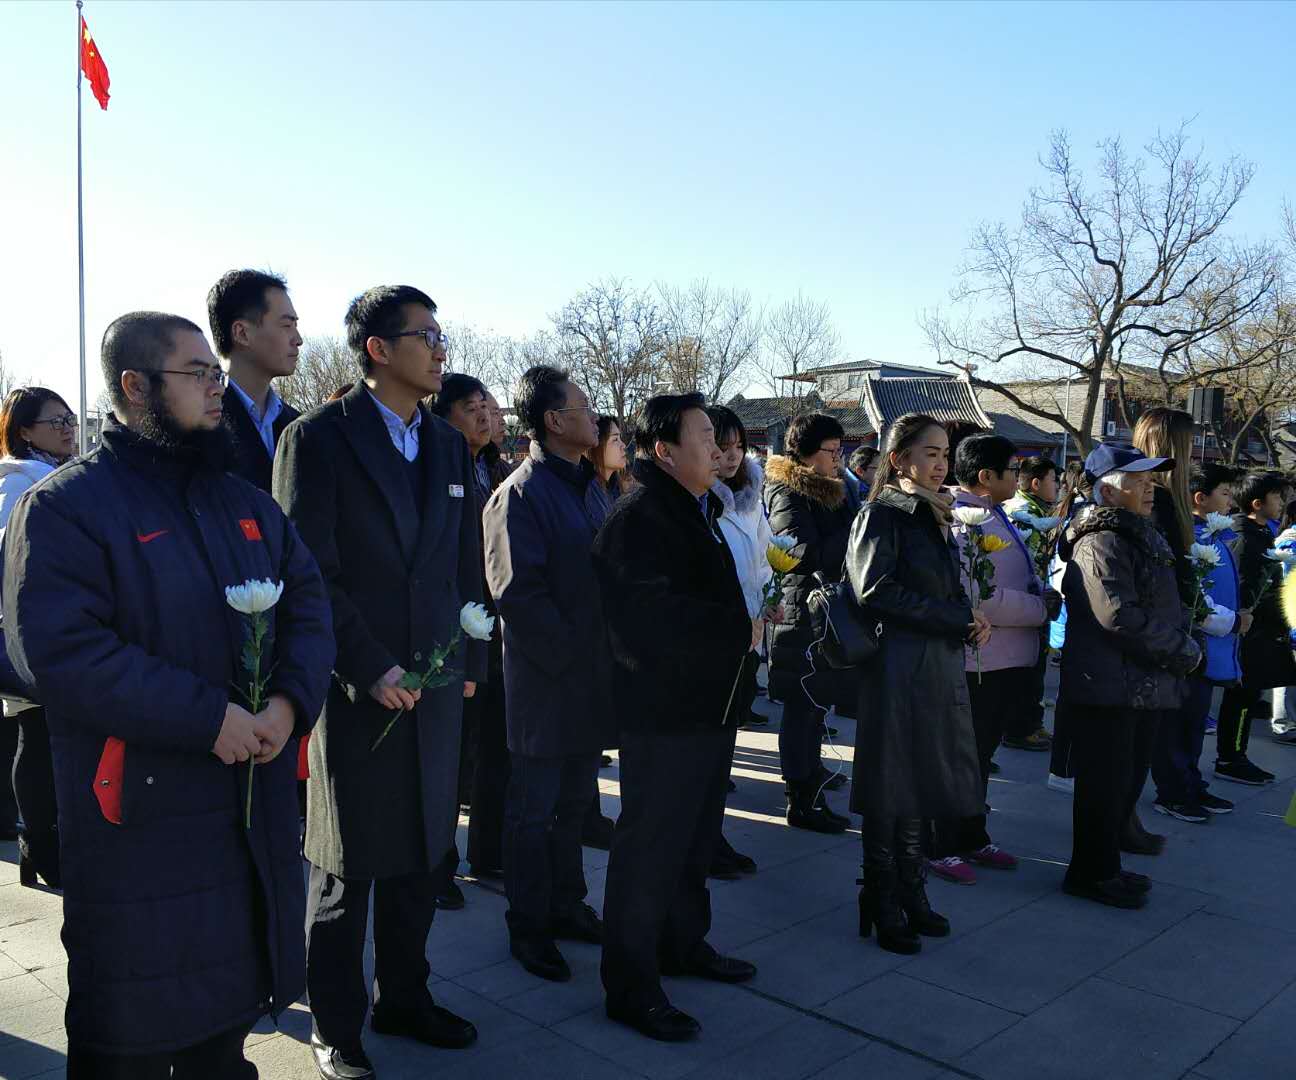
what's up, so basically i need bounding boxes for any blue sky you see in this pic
[1,0,1291,409]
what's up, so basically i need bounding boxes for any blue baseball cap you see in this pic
[1083,443,1173,480]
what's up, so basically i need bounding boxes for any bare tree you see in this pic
[277,334,358,412]
[444,325,557,406]
[552,278,664,423]
[0,349,23,401]
[656,280,762,403]
[924,126,1268,452]
[759,292,840,402]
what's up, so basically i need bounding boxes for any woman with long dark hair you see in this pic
[586,415,628,523]
[0,387,79,887]
[845,413,987,953]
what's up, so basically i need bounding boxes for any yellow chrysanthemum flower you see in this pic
[979,534,1013,555]
[767,546,801,575]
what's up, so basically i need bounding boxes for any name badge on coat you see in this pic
[449,484,465,498]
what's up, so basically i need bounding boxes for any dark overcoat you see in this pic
[2,419,333,1054]
[482,443,613,757]
[1229,514,1296,690]
[592,460,752,735]
[222,390,300,494]
[274,385,485,880]
[844,486,983,820]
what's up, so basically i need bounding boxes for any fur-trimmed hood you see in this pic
[764,454,845,510]
[711,453,766,522]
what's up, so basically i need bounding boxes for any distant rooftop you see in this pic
[778,359,949,383]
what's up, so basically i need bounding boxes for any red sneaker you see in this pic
[928,856,977,885]
[965,844,1018,870]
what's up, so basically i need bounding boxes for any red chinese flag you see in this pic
[80,17,110,110]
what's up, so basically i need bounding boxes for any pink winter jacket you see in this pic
[950,487,1049,673]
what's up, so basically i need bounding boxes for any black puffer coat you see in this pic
[1230,514,1296,690]
[844,486,983,821]
[1059,505,1199,711]
[763,455,857,700]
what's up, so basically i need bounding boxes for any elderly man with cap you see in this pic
[1056,445,1201,910]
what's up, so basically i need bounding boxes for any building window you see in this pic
[847,374,863,389]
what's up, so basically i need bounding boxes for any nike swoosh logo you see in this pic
[137,530,169,544]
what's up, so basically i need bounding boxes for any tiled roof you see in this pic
[861,377,993,431]
[985,411,1060,448]
[725,394,876,438]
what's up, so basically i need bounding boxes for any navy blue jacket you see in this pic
[483,442,613,756]
[2,419,333,1054]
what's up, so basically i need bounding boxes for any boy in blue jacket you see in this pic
[1152,464,1246,821]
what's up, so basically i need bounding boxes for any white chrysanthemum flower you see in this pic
[769,535,797,552]
[1264,549,1296,566]
[460,602,496,641]
[951,506,993,528]
[224,579,284,614]
[1200,512,1234,537]
[1189,543,1222,568]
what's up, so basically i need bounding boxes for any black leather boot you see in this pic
[786,781,848,834]
[858,827,920,954]
[895,817,949,937]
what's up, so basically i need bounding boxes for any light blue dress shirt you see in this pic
[227,379,284,457]
[366,390,421,462]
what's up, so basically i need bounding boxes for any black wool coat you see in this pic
[592,460,752,735]
[483,442,614,757]
[222,390,300,494]
[1230,514,1296,690]
[273,384,486,880]
[2,419,333,1054]
[844,486,983,821]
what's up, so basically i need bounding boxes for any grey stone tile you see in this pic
[0,994,66,1047]
[804,1040,950,1080]
[496,965,608,1028]
[416,1028,640,1079]
[708,851,855,932]
[0,917,68,973]
[738,901,908,1008]
[818,972,1019,1060]
[0,1023,67,1079]
[962,977,1238,1080]
[1102,910,1296,1020]
[679,1013,872,1080]
[0,972,57,1011]
[1195,980,1296,1080]
[0,882,62,932]
[0,843,21,887]
[1027,876,1210,944]
[30,965,68,1002]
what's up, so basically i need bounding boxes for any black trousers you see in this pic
[503,752,599,939]
[1005,640,1049,740]
[467,676,509,873]
[1067,707,1159,885]
[12,708,59,881]
[0,714,17,834]
[933,667,1026,857]
[67,1022,257,1079]
[1217,683,1261,764]
[778,680,823,784]
[1152,676,1213,804]
[305,864,438,1050]
[602,726,735,1011]
[1050,699,1076,778]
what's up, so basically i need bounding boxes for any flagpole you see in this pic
[76,0,88,455]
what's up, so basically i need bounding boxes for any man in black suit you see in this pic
[592,393,759,1043]
[274,286,484,1080]
[207,269,303,492]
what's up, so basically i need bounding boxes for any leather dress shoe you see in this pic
[606,1001,701,1042]
[370,1001,477,1049]
[435,878,466,910]
[510,936,572,982]
[552,902,604,944]
[660,945,757,983]
[310,1034,375,1080]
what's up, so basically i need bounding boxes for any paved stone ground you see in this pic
[3,670,1296,1080]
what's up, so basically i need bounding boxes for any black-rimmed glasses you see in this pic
[141,367,228,387]
[32,413,79,431]
[391,328,449,350]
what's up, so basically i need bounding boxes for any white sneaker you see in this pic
[1047,773,1075,795]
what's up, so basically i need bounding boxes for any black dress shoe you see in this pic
[661,946,757,983]
[552,902,604,944]
[601,754,614,767]
[370,1001,478,1049]
[470,864,504,880]
[510,936,572,982]
[582,813,616,851]
[606,1001,701,1042]
[1119,870,1152,894]
[435,879,465,910]
[310,1034,375,1079]
[1062,875,1147,910]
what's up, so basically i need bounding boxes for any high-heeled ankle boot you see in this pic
[857,828,921,954]
[895,819,949,937]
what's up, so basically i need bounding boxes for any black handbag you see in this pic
[806,573,882,670]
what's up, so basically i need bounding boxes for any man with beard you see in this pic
[2,311,334,1077]
[207,269,303,493]
[274,286,485,1079]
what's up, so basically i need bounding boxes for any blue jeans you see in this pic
[503,752,599,940]
[1152,675,1213,804]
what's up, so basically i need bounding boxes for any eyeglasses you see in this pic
[391,328,450,350]
[817,447,844,460]
[136,366,228,387]
[550,406,597,418]
[31,413,79,431]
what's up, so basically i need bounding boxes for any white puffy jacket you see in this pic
[712,455,774,620]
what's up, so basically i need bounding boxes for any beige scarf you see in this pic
[896,479,954,536]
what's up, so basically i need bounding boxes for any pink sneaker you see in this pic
[928,856,977,885]
[965,844,1018,870]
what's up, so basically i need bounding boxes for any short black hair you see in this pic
[1234,470,1288,514]
[515,365,570,446]
[642,392,707,452]
[785,412,844,461]
[206,269,288,358]
[1018,455,1059,489]
[1189,463,1240,500]
[344,285,437,373]
[954,433,1018,487]
[430,372,486,419]
[848,445,879,475]
[101,311,204,412]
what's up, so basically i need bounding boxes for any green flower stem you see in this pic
[244,613,268,830]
